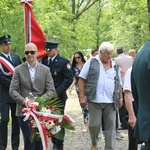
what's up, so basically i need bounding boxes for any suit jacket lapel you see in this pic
[34,62,41,83]
[9,54,14,65]
[24,62,33,85]
[10,54,14,63]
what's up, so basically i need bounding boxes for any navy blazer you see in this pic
[42,54,73,102]
[0,53,21,103]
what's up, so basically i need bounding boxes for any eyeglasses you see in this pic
[74,57,81,59]
[24,51,36,55]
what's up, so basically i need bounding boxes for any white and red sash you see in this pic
[0,56,15,76]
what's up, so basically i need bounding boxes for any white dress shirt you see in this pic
[2,52,12,61]
[27,62,38,83]
[123,67,134,101]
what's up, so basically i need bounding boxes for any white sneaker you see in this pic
[82,124,88,132]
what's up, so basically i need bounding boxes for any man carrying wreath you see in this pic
[9,42,55,150]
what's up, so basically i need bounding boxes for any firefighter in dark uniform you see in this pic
[0,35,21,150]
[42,40,73,150]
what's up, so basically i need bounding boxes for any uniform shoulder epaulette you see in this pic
[59,56,69,62]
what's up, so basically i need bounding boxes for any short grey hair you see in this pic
[99,42,114,53]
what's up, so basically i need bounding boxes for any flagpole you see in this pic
[27,5,31,43]
[20,0,47,59]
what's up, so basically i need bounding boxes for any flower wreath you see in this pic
[22,95,75,150]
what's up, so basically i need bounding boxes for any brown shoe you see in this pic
[91,145,98,150]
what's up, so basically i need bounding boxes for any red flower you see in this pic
[53,108,57,112]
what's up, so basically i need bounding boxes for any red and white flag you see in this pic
[20,0,47,59]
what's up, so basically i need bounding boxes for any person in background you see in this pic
[42,40,73,150]
[114,46,133,130]
[78,42,122,150]
[9,43,55,150]
[69,51,89,132]
[0,35,21,150]
[131,41,150,150]
[128,49,136,60]
[91,48,99,57]
[86,54,91,60]
[123,67,138,150]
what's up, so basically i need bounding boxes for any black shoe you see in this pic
[119,124,128,130]
[52,144,63,150]
[52,144,57,150]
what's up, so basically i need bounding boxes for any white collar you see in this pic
[2,52,11,58]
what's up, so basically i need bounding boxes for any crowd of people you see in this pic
[0,33,149,150]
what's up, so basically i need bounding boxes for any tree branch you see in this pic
[75,0,99,20]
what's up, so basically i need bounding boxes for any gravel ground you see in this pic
[7,90,142,150]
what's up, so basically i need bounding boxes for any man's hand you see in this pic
[25,99,34,107]
[54,93,59,98]
[80,97,88,106]
[128,115,136,129]
[118,100,123,108]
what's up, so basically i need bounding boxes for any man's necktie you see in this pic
[8,56,12,62]
[48,58,52,66]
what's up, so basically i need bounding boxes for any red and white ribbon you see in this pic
[22,99,48,150]
[0,56,15,75]
[63,114,75,123]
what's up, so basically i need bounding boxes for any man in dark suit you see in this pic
[0,35,21,150]
[42,40,73,150]
[9,42,55,150]
[131,41,150,149]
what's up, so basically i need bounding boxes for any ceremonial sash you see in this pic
[0,56,15,76]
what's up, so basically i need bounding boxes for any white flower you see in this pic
[51,125,61,135]
[45,121,55,130]
[58,117,63,123]
[41,107,51,114]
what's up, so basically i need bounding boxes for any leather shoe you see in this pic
[52,144,63,150]
[91,145,98,150]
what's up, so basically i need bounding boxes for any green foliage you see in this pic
[0,0,24,57]
[30,131,40,142]
[53,129,64,140]
[62,117,75,130]
[35,97,63,114]
[0,0,150,58]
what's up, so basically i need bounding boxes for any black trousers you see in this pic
[145,142,150,150]
[128,101,138,150]
[0,103,20,150]
[119,91,128,129]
